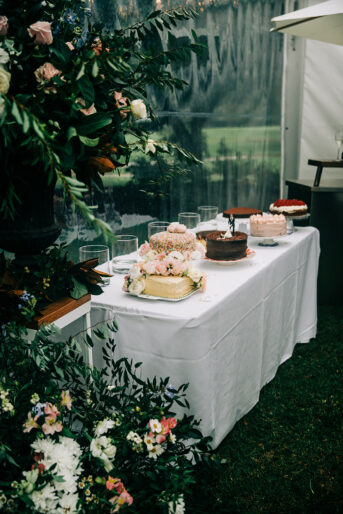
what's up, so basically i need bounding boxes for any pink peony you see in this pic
[155,260,168,275]
[61,390,72,410]
[0,16,8,35]
[28,21,53,45]
[139,242,150,256]
[143,260,157,275]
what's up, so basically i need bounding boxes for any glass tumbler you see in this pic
[79,245,111,286]
[148,221,170,239]
[112,235,138,274]
[197,205,218,224]
[178,212,200,229]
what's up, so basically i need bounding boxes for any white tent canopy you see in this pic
[271,0,343,46]
[275,0,343,187]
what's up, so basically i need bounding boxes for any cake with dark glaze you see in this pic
[206,231,248,260]
[223,207,262,219]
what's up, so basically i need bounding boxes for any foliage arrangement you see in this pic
[0,0,203,239]
[0,244,111,324]
[0,321,217,513]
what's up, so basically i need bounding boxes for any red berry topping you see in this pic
[273,199,305,207]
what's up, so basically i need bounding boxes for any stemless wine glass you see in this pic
[147,221,170,239]
[79,245,111,286]
[197,205,218,224]
[178,212,200,229]
[112,235,138,274]
[334,126,343,160]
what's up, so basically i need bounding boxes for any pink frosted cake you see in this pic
[250,214,286,237]
[149,222,197,254]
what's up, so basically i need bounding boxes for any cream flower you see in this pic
[0,68,10,95]
[128,278,145,296]
[128,264,142,280]
[145,138,156,154]
[130,99,147,120]
[95,418,115,436]
[28,21,53,45]
[0,48,9,65]
[187,267,203,283]
[148,444,164,460]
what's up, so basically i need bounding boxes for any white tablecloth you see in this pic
[91,227,320,448]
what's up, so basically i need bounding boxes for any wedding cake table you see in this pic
[90,227,320,448]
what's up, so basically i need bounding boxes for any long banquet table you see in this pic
[91,226,320,448]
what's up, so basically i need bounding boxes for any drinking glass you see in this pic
[148,221,170,239]
[197,205,218,224]
[79,245,111,286]
[178,212,200,229]
[112,235,138,274]
[334,126,343,160]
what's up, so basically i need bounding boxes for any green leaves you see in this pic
[70,277,89,300]
[78,135,99,147]
[77,76,95,108]
[77,112,112,136]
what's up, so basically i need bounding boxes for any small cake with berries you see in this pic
[269,199,308,216]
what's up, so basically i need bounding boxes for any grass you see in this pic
[189,305,343,513]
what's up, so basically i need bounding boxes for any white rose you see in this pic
[145,138,156,154]
[129,264,142,280]
[190,250,202,260]
[103,444,117,458]
[0,48,9,65]
[187,267,203,283]
[145,249,157,261]
[168,251,184,261]
[0,67,11,95]
[128,278,145,295]
[131,99,147,119]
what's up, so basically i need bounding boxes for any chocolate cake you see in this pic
[206,231,248,260]
[223,207,262,219]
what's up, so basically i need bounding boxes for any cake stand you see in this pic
[282,213,311,234]
[249,233,288,247]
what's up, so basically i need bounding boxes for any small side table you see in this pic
[308,159,343,187]
[26,294,93,367]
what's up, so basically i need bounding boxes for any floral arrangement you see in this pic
[123,254,206,296]
[0,321,218,513]
[0,244,111,324]
[0,0,202,239]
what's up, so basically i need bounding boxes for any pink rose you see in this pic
[0,16,8,36]
[77,98,97,116]
[155,261,168,275]
[139,242,150,256]
[35,62,61,84]
[28,21,53,45]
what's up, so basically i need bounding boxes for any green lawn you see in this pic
[188,305,343,513]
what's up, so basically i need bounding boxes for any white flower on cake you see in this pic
[187,267,202,283]
[129,264,142,280]
[128,278,145,295]
[130,99,147,119]
[142,260,157,275]
[168,251,185,261]
[144,249,158,261]
[190,250,203,260]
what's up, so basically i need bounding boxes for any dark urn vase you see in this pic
[0,165,61,265]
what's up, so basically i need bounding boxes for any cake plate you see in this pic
[125,288,200,302]
[204,248,255,265]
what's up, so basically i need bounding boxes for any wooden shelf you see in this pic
[28,294,91,329]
